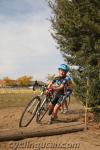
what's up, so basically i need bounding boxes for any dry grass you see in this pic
[0,88,78,108]
[0,88,41,108]
[0,88,40,94]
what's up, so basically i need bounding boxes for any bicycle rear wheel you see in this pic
[19,96,41,127]
[36,97,48,123]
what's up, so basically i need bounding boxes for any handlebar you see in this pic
[33,84,47,91]
[33,83,54,97]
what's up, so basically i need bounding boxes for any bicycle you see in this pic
[19,85,53,127]
[19,86,71,127]
[36,88,54,123]
[36,89,71,122]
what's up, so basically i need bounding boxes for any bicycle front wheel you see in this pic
[36,97,48,123]
[19,96,41,127]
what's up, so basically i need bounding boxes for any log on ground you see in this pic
[0,122,84,142]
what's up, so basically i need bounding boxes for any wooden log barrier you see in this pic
[0,122,84,142]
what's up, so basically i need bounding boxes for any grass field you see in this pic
[0,88,37,94]
[0,88,78,108]
[0,88,41,108]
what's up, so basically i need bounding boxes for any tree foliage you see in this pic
[48,0,100,117]
[16,76,33,87]
[3,77,16,86]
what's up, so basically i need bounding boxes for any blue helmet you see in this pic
[58,64,69,73]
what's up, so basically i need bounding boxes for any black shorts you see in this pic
[51,93,64,105]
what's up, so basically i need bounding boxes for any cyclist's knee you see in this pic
[48,109,53,115]
[53,104,60,113]
[48,102,54,115]
[48,102,53,108]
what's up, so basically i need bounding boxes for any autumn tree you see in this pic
[3,77,16,86]
[17,75,33,87]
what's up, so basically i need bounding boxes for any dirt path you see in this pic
[0,105,100,150]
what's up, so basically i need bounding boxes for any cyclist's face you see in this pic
[59,69,66,77]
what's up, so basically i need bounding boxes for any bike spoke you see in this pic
[36,98,48,122]
[19,96,41,127]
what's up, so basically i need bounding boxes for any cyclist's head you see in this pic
[58,64,69,77]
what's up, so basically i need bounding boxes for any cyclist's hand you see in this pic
[48,88,54,93]
[45,88,54,96]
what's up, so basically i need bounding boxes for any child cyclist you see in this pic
[47,64,69,124]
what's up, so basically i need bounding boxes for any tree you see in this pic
[48,0,100,120]
[3,77,16,87]
[17,76,33,87]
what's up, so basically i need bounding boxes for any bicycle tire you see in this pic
[19,96,41,127]
[36,97,48,122]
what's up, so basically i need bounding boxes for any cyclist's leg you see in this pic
[48,94,61,124]
[66,89,72,98]
[48,103,60,124]
[52,95,63,118]
[64,100,68,110]
[48,102,54,115]
[58,94,69,113]
[63,90,72,112]
[52,103,61,118]
[48,94,59,115]
[60,94,67,113]
[61,102,64,113]
[62,89,72,104]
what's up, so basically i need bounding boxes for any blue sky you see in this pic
[0,0,64,81]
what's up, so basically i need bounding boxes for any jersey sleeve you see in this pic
[52,76,58,84]
[65,76,71,81]
[62,76,71,85]
[62,78,67,85]
[52,78,56,84]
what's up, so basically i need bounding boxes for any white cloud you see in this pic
[0,0,64,80]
